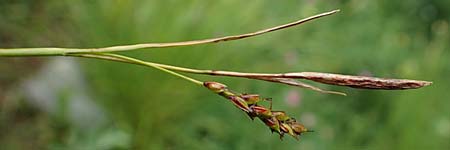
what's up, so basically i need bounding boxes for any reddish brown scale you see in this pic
[229,96,252,113]
[279,123,298,140]
[260,117,281,134]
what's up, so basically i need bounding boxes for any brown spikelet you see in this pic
[203,81,313,140]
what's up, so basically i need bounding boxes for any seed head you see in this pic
[203,81,313,140]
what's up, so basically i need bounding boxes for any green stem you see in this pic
[76,53,204,85]
[0,48,86,56]
[0,10,339,56]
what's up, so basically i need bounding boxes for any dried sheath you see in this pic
[284,72,432,90]
[207,70,431,90]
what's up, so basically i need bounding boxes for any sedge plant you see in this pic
[0,9,431,140]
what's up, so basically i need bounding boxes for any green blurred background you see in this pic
[1,0,449,149]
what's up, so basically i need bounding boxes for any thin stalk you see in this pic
[0,10,339,56]
[84,53,203,85]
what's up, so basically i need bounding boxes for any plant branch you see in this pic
[68,53,346,95]
[0,9,339,56]
[69,53,431,95]
[76,53,204,85]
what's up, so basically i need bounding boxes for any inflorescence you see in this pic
[204,81,313,140]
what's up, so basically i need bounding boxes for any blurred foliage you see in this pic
[1,0,449,149]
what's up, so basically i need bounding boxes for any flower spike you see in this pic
[203,81,313,140]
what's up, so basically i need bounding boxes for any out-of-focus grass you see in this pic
[1,0,449,149]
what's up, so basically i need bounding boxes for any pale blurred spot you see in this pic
[319,126,335,141]
[21,58,106,129]
[432,20,449,36]
[300,112,317,127]
[284,89,302,107]
[435,118,450,138]
[283,50,299,67]
[358,70,373,77]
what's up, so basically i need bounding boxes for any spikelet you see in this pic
[204,81,312,140]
